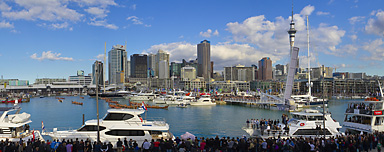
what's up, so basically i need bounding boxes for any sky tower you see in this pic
[288,7,297,57]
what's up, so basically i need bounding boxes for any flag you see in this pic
[141,101,147,111]
[42,121,45,131]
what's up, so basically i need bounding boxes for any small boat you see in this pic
[176,104,188,108]
[71,101,83,105]
[58,99,63,102]
[109,104,122,109]
[39,96,44,98]
[106,100,119,104]
[1,98,22,103]
[80,97,84,99]
[116,104,138,109]
[146,105,169,109]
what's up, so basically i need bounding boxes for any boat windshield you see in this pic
[344,115,372,125]
[78,125,106,131]
[103,113,134,121]
[307,115,326,121]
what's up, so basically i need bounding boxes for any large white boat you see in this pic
[125,92,158,101]
[243,109,341,138]
[292,94,329,107]
[0,106,43,141]
[343,100,384,134]
[190,94,216,106]
[45,109,173,147]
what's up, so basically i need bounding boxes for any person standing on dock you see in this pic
[116,138,123,152]
[246,119,250,128]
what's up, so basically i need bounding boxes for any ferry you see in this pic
[124,92,158,101]
[45,109,173,147]
[243,109,341,138]
[343,100,384,134]
[0,106,43,141]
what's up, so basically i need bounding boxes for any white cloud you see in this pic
[96,54,105,60]
[2,0,83,22]
[85,7,108,18]
[89,18,118,29]
[0,1,11,11]
[316,11,330,16]
[350,34,358,41]
[365,10,384,36]
[199,29,219,38]
[349,16,365,24]
[77,0,117,7]
[361,39,384,61]
[0,20,14,28]
[300,5,315,16]
[126,16,150,27]
[30,51,74,61]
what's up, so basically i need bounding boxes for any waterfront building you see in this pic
[69,71,92,86]
[9,80,29,86]
[170,62,182,78]
[34,78,67,85]
[349,72,367,79]
[108,44,127,85]
[126,61,131,78]
[181,66,196,81]
[258,57,273,80]
[147,54,156,77]
[223,64,255,82]
[179,78,206,91]
[92,61,104,85]
[197,40,211,80]
[155,50,169,77]
[158,60,169,79]
[311,65,333,79]
[210,81,250,93]
[130,54,148,78]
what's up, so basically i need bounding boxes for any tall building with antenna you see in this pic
[288,3,299,69]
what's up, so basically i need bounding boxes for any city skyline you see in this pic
[1,0,384,82]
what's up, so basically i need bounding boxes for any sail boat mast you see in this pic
[307,15,311,96]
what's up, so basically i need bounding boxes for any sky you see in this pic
[1,0,384,82]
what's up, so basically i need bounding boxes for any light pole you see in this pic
[96,62,100,142]
[322,69,326,139]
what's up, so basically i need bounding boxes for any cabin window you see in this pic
[149,131,163,135]
[78,125,106,131]
[307,116,325,121]
[293,128,332,135]
[375,117,383,125]
[105,130,145,136]
[104,113,134,121]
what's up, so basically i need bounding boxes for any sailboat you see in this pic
[291,16,328,107]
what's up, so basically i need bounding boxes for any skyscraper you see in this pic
[147,54,156,77]
[92,61,104,85]
[108,45,127,84]
[197,40,211,80]
[155,49,169,77]
[258,57,272,80]
[130,54,148,78]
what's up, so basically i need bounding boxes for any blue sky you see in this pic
[1,0,384,82]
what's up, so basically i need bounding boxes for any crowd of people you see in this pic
[1,131,384,152]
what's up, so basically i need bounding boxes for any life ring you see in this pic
[300,123,305,126]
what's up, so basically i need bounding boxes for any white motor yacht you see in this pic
[0,106,43,142]
[243,109,341,138]
[126,92,158,101]
[190,95,216,106]
[45,109,173,147]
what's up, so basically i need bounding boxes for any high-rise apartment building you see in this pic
[108,45,127,84]
[147,54,156,77]
[155,50,169,77]
[92,61,104,85]
[224,65,255,82]
[258,57,272,80]
[130,54,148,78]
[197,40,211,80]
[158,60,169,79]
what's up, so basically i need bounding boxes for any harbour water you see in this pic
[13,96,353,138]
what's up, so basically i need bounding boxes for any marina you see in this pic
[7,95,353,139]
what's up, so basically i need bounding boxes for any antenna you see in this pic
[291,0,294,22]
[307,15,311,96]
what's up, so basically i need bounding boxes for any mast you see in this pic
[103,42,106,93]
[307,16,311,97]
